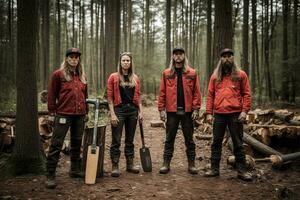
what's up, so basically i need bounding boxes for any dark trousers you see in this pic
[163,112,196,161]
[110,103,138,164]
[211,113,245,164]
[46,115,85,173]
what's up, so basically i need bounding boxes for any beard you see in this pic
[221,61,233,75]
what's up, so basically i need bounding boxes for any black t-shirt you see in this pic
[119,75,135,104]
[175,67,185,110]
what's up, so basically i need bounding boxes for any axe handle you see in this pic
[86,99,100,147]
[139,121,146,147]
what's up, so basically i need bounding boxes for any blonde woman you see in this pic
[107,52,143,177]
[45,48,88,189]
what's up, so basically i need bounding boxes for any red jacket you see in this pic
[47,69,88,116]
[158,66,201,112]
[206,70,251,114]
[107,72,141,107]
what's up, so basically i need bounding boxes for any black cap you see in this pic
[220,48,234,57]
[172,46,185,54]
[66,47,81,57]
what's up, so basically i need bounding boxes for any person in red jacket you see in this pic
[204,48,252,181]
[45,47,88,189]
[107,52,143,177]
[158,46,201,174]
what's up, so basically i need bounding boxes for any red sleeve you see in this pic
[192,73,201,110]
[240,71,251,113]
[107,74,114,104]
[206,75,215,114]
[158,72,166,111]
[85,82,89,113]
[47,71,60,114]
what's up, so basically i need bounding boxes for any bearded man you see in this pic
[204,48,252,181]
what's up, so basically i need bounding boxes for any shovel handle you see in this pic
[139,121,145,147]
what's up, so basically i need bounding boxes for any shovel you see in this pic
[85,98,100,184]
[139,121,152,172]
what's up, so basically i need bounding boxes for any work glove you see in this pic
[206,114,214,124]
[160,110,166,122]
[238,112,247,123]
[191,110,200,120]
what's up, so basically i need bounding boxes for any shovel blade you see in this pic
[140,147,152,172]
[85,145,99,184]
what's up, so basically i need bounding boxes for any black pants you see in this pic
[46,115,85,173]
[110,103,138,164]
[163,112,196,161]
[211,113,245,164]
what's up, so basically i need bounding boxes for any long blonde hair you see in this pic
[59,57,87,84]
[117,52,136,88]
[213,59,241,82]
[168,54,189,73]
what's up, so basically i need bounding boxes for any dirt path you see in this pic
[0,105,299,200]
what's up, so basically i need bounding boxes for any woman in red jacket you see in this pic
[45,48,88,189]
[107,52,143,177]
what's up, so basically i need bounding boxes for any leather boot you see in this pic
[111,162,120,177]
[126,157,140,174]
[188,160,198,174]
[159,159,171,174]
[69,159,84,178]
[237,162,252,181]
[45,172,57,189]
[204,160,220,177]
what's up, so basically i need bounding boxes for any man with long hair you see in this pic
[158,47,201,174]
[45,48,88,189]
[204,48,252,181]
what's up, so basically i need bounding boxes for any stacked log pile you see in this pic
[193,108,300,169]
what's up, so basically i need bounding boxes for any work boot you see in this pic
[69,159,84,178]
[159,159,171,174]
[188,160,198,174]
[204,160,220,177]
[45,172,57,189]
[111,162,120,177]
[126,157,140,174]
[237,162,252,181]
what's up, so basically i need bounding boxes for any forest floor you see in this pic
[0,105,300,200]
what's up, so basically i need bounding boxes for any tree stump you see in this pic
[82,126,106,177]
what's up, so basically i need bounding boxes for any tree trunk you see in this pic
[251,0,259,94]
[242,0,249,74]
[212,0,233,67]
[41,0,50,89]
[104,0,120,81]
[291,0,298,102]
[13,0,44,175]
[100,0,105,89]
[206,0,212,87]
[55,0,61,68]
[281,0,289,101]
[166,0,171,67]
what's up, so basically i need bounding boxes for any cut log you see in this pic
[243,132,283,156]
[288,120,300,126]
[0,111,49,118]
[150,120,165,128]
[195,134,212,140]
[274,111,294,122]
